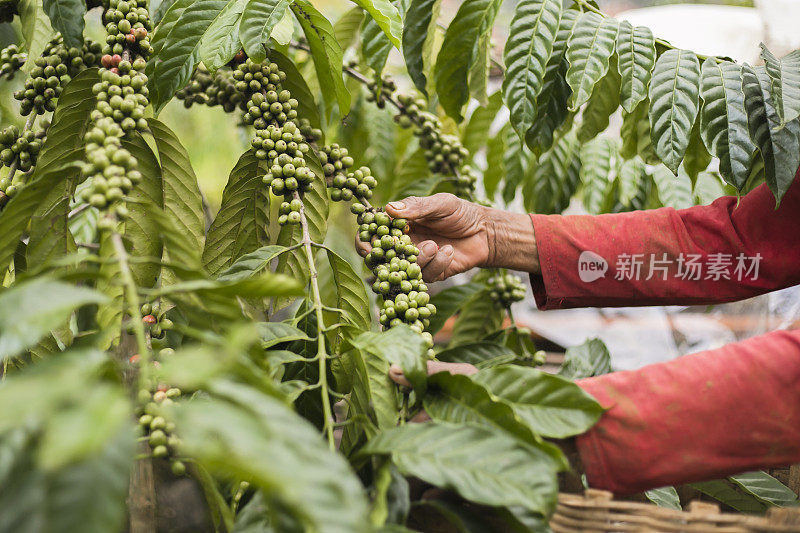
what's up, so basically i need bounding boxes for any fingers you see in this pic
[355,233,370,258]
[415,240,439,269]
[389,361,479,388]
[420,244,454,282]
[427,360,478,377]
[388,364,411,387]
[386,193,461,221]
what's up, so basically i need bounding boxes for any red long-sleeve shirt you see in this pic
[529,172,800,494]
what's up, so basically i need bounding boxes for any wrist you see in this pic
[482,208,540,274]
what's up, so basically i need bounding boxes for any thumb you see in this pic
[386,193,459,221]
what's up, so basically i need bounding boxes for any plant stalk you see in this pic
[294,191,336,450]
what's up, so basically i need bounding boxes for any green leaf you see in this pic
[352,325,427,393]
[524,128,581,214]
[18,0,53,74]
[269,7,294,46]
[426,282,484,335]
[699,59,756,190]
[682,115,712,184]
[121,131,164,288]
[468,31,491,105]
[558,337,611,379]
[155,272,303,300]
[361,11,392,76]
[425,373,568,468]
[363,422,560,516]
[351,0,402,49]
[483,124,506,198]
[690,479,767,514]
[173,391,370,533]
[645,487,681,510]
[240,0,291,63]
[45,427,134,533]
[565,12,618,110]
[502,0,562,141]
[198,0,249,71]
[436,341,516,369]
[334,7,364,52]
[620,98,659,164]
[95,229,124,348]
[257,322,312,348]
[525,8,577,153]
[146,0,229,114]
[473,366,603,438]
[203,150,270,276]
[402,0,440,96]
[450,290,504,346]
[0,427,133,533]
[577,59,620,142]
[218,245,287,282]
[148,118,206,263]
[270,49,322,132]
[760,44,800,125]
[433,0,503,121]
[462,91,503,156]
[0,150,84,279]
[291,0,350,117]
[27,70,99,268]
[502,126,528,203]
[579,137,614,214]
[729,471,799,507]
[0,279,106,360]
[617,156,646,205]
[742,64,800,203]
[616,21,655,113]
[648,49,701,173]
[152,0,178,25]
[42,0,85,48]
[38,385,130,470]
[652,163,693,209]
[325,248,371,331]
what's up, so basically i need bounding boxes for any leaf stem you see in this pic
[294,190,336,450]
[111,228,150,386]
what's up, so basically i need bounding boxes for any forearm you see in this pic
[483,208,540,274]
[528,174,800,309]
[574,330,800,494]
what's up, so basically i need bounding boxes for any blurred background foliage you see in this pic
[0,0,758,211]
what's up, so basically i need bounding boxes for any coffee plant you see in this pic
[0,0,797,530]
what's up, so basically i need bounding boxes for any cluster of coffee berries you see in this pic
[0,122,48,173]
[365,76,397,109]
[321,144,373,202]
[82,0,151,220]
[126,302,174,339]
[237,58,316,226]
[487,273,526,308]
[0,44,26,79]
[102,0,153,57]
[176,66,245,112]
[136,378,185,476]
[14,36,101,116]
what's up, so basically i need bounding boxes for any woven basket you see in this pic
[550,489,800,533]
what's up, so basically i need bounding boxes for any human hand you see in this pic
[388,360,479,422]
[357,193,540,282]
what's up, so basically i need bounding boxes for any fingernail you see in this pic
[422,242,438,255]
[442,245,454,256]
[388,201,405,211]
